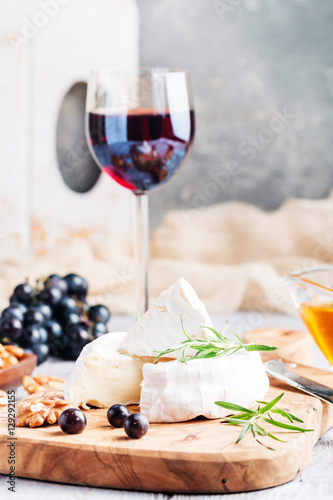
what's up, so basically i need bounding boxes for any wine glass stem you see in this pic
[133,193,149,319]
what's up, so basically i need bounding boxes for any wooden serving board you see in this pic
[0,328,332,494]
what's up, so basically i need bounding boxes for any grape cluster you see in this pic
[0,273,111,365]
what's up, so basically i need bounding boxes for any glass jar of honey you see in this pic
[282,266,333,367]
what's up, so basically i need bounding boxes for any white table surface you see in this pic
[1,313,333,500]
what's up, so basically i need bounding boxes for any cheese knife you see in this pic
[264,359,333,405]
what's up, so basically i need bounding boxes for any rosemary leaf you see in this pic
[254,422,266,436]
[267,432,287,443]
[257,393,285,414]
[201,326,225,341]
[215,401,256,413]
[284,413,304,423]
[223,417,254,426]
[244,344,278,352]
[228,412,254,420]
[262,418,314,432]
[236,422,252,444]
[233,332,244,344]
[271,408,294,423]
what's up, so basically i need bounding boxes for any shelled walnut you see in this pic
[16,396,70,427]
[0,343,24,369]
[22,375,65,394]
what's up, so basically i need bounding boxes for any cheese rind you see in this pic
[140,351,269,422]
[119,277,213,358]
[64,332,147,409]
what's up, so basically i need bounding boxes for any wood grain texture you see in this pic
[0,328,332,494]
[243,326,314,365]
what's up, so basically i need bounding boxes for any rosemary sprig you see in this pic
[153,317,277,363]
[215,393,314,450]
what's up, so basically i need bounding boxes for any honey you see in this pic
[300,302,333,365]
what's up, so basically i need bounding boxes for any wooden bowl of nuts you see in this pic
[0,344,37,391]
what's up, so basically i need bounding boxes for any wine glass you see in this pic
[85,68,195,317]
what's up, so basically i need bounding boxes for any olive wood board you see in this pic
[1,327,332,494]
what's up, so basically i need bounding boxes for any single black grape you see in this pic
[48,274,61,279]
[88,305,111,324]
[9,297,28,315]
[61,325,90,360]
[59,408,87,434]
[51,332,70,355]
[24,308,45,326]
[32,343,49,365]
[54,296,79,323]
[37,286,62,306]
[64,273,88,300]
[33,302,52,321]
[1,305,24,323]
[44,275,68,296]
[38,325,48,344]
[45,320,63,355]
[13,283,33,305]
[0,318,23,340]
[20,325,43,347]
[91,321,107,338]
[124,413,149,439]
[64,312,81,329]
[15,303,28,315]
[51,340,70,359]
[45,320,62,340]
[107,404,130,428]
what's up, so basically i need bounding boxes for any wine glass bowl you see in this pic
[85,68,195,194]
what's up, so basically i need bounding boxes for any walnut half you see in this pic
[16,396,70,428]
[22,375,65,395]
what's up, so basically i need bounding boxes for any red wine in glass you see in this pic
[87,108,195,193]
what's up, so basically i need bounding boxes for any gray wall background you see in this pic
[137,0,333,226]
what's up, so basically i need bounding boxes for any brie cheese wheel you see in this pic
[140,351,269,422]
[120,277,213,359]
[64,332,148,409]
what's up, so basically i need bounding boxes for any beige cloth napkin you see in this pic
[1,194,333,315]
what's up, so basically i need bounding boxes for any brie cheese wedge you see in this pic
[140,351,269,422]
[120,277,213,359]
[64,332,148,409]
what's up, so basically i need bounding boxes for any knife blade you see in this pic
[264,359,333,405]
